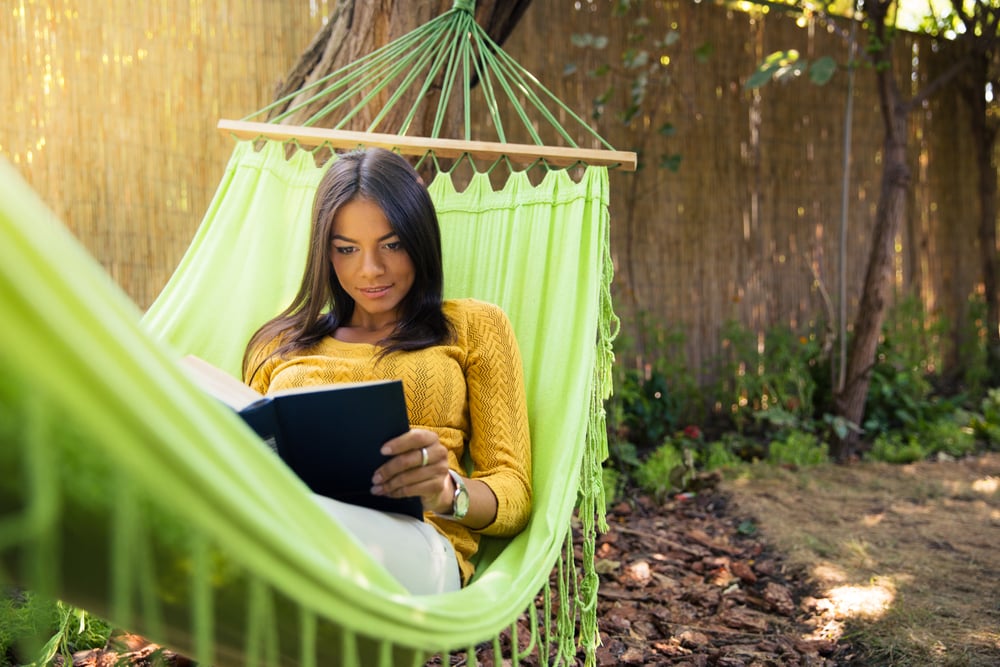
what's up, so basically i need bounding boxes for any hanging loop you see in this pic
[452,0,475,14]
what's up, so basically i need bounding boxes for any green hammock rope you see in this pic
[254,0,615,152]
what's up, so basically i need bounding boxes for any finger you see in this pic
[374,436,444,483]
[380,428,435,457]
[372,459,449,500]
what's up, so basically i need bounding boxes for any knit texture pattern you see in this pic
[247,298,532,584]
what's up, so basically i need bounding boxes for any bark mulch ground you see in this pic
[580,479,855,666]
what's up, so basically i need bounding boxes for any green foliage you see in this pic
[711,320,820,433]
[608,312,701,450]
[766,431,829,467]
[970,388,1000,450]
[0,592,111,667]
[745,50,838,89]
[867,431,927,464]
[863,295,955,438]
[959,291,991,396]
[616,367,677,449]
[920,417,977,458]
[566,0,695,171]
[634,441,693,501]
[702,437,745,471]
[600,301,998,507]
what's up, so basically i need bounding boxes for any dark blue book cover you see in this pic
[184,356,423,520]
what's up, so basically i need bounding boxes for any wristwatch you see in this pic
[447,469,470,519]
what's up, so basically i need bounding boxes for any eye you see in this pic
[333,245,356,255]
[383,241,403,251]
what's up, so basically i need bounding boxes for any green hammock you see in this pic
[0,3,631,664]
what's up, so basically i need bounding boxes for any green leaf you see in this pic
[774,61,806,82]
[694,41,714,63]
[563,63,578,77]
[745,64,778,90]
[659,153,682,171]
[658,122,676,137]
[619,104,641,124]
[809,56,837,85]
[571,33,593,48]
[593,35,609,49]
[665,30,681,46]
[589,64,610,77]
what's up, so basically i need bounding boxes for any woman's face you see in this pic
[329,198,415,329]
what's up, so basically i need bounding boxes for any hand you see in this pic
[371,428,454,514]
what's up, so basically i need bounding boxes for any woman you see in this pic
[243,148,532,594]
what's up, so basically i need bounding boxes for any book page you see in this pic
[180,354,263,411]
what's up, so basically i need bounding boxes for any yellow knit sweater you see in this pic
[246,298,532,584]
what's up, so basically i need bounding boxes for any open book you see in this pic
[181,355,423,520]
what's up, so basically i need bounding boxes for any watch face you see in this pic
[455,488,470,517]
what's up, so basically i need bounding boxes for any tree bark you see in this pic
[966,65,1000,386]
[832,0,911,460]
[266,0,532,137]
[951,4,1000,386]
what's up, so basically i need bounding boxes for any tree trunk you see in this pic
[832,0,912,461]
[960,54,1000,385]
[266,0,531,137]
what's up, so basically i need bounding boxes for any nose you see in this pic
[360,249,385,278]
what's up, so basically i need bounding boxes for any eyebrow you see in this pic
[332,231,399,243]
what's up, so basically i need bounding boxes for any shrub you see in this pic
[634,442,691,501]
[767,431,829,467]
[701,438,744,471]
[867,432,926,464]
[0,593,111,667]
[710,320,822,434]
[919,416,976,458]
[971,388,1000,450]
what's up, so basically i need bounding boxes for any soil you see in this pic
[65,454,1000,667]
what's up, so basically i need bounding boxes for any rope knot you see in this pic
[452,0,475,14]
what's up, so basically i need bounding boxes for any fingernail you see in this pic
[372,472,382,484]
[371,485,382,495]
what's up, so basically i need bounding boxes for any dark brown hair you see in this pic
[243,148,451,381]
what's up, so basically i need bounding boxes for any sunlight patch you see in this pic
[824,578,895,620]
[971,476,998,496]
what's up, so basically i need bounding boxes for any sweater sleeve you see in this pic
[462,301,532,537]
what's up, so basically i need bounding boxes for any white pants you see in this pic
[312,494,461,595]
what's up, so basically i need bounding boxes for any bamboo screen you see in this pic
[504,0,988,378]
[4,1,331,309]
[2,0,990,380]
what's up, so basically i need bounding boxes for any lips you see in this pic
[359,285,391,297]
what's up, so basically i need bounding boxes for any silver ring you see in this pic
[420,447,428,467]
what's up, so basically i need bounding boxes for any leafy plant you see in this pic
[745,49,838,89]
[711,320,822,433]
[566,0,693,171]
[607,312,701,451]
[918,417,976,459]
[971,388,1000,450]
[616,367,678,449]
[634,441,693,501]
[766,432,829,467]
[701,437,745,471]
[863,296,955,438]
[866,432,927,464]
[0,592,111,667]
